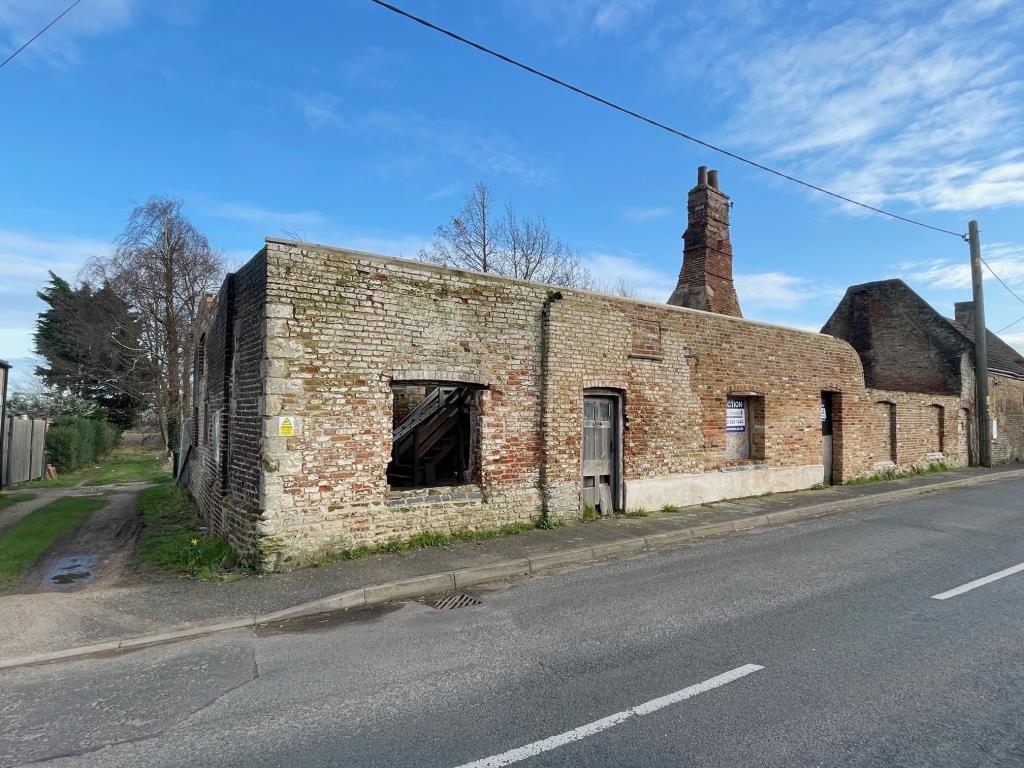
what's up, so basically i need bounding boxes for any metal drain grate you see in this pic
[432,593,482,610]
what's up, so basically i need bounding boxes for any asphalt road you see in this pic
[2,478,1024,767]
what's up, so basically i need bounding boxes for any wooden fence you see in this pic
[1,416,47,487]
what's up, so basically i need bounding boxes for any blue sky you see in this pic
[2,0,1024,386]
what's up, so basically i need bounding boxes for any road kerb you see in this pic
[731,515,769,532]
[528,547,595,572]
[0,640,122,671]
[261,590,366,622]
[363,572,455,603]
[643,528,695,547]
[454,559,530,589]
[115,617,257,652]
[590,537,648,558]
[3,467,1023,672]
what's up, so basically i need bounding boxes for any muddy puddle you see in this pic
[45,555,100,588]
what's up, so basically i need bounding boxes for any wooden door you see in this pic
[820,393,834,484]
[582,396,617,514]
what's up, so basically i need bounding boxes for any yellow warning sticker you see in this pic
[278,416,295,437]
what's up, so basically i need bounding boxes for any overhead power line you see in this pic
[370,0,966,240]
[981,257,1024,307]
[995,313,1024,334]
[0,0,84,71]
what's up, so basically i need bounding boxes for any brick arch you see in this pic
[725,382,765,396]
[582,377,629,392]
[388,366,491,387]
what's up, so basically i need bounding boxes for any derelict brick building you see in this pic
[184,168,1018,570]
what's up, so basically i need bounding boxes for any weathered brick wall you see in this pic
[242,240,971,569]
[823,280,966,395]
[186,252,267,562]
[991,374,1024,463]
[860,389,964,470]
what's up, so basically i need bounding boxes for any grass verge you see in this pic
[0,495,106,592]
[317,520,542,565]
[135,480,245,580]
[846,461,950,486]
[0,492,36,513]
[23,451,169,489]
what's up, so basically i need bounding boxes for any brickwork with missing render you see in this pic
[186,170,1023,570]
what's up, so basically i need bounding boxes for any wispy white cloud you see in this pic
[734,271,831,309]
[999,330,1024,355]
[341,234,431,259]
[296,93,343,130]
[0,229,109,293]
[583,252,675,300]
[515,0,656,38]
[622,206,673,222]
[0,0,136,67]
[339,46,404,89]
[295,101,555,187]
[898,242,1024,292]
[0,229,113,365]
[718,0,1024,213]
[426,184,461,201]
[201,201,329,231]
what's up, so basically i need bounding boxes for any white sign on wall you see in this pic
[726,399,746,433]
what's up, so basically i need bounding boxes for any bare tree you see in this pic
[594,275,641,299]
[420,183,592,289]
[87,196,223,450]
[420,183,497,273]
[501,204,593,288]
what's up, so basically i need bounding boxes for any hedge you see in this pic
[45,416,121,472]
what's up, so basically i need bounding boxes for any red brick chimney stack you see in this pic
[667,166,742,317]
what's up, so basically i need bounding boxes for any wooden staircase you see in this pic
[389,386,471,487]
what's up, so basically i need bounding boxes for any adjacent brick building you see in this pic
[184,167,1018,570]
[823,279,1024,466]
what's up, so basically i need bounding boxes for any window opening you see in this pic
[388,382,481,489]
[725,395,765,460]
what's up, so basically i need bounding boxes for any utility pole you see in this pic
[968,220,991,467]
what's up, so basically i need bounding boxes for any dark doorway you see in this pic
[582,393,622,515]
[821,392,835,484]
[388,383,480,488]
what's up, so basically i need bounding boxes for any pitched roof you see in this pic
[948,316,1024,380]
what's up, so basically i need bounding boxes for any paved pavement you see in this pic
[2,477,1023,766]
[1,463,1021,662]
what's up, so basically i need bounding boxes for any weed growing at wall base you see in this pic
[318,520,548,564]
[135,480,245,580]
[846,461,950,485]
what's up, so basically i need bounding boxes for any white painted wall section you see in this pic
[626,464,824,511]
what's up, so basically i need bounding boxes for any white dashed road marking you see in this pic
[452,663,764,768]
[931,561,1024,600]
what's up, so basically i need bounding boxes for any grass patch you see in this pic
[661,504,683,514]
[535,515,564,530]
[135,481,244,580]
[326,520,542,564]
[0,495,106,592]
[23,451,169,489]
[624,508,648,518]
[846,461,950,486]
[0,492,36,513]
[581,504,599,522]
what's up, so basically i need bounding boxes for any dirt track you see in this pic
[18,483,150,593]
